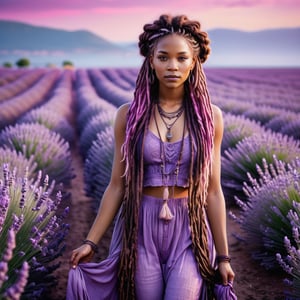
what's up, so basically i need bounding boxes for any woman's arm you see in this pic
[206,105,235,284]
[70,103,129,267]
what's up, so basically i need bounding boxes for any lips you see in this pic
[164,75,180,79]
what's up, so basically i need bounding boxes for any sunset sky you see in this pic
[0,0,299,42]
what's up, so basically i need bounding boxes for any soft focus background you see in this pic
[0,0,300,68]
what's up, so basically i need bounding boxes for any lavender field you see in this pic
[0,67,300,299]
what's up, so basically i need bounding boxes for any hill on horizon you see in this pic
[0,20,299,67]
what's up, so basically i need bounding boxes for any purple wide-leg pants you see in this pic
[67,195,216,300]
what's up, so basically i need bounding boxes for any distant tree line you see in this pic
[2,58,74,68]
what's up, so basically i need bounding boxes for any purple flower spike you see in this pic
[0,229,16,286]
[277,211,300,299]
[4,261,30,300]
[0,261,8,286]
[0,187,10,233]
[10,214,24,232]
[3,229,16,262]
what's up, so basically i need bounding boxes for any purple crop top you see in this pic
[143,131,191,188]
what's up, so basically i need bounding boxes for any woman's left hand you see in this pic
[218,262,235,285]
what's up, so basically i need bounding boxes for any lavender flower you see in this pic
[0,184,10,233]
[0,229,16,287]
[276,201,300,299]
[222,131,300,204]
[0,164,70,298]
[3,261,30,300]
[231,158,300,270]
[0,123,75,186]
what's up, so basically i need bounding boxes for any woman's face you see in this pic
[150,34,195,91]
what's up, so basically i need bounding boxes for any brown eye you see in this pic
[158,56,167,61]
[178,56,188,61]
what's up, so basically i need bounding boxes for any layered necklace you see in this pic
[157,104,184,142]
[154,104,186,221]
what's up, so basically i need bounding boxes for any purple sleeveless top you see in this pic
[143,130,191,188]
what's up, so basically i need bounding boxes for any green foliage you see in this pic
[16,58,30,68]
[62,60,74,67]
[3,62,12,68]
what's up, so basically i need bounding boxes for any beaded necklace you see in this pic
[157,104,184,142]
[153,106,186,220]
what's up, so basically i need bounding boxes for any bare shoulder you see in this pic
[211,104,224,136]
[114,103,130,132]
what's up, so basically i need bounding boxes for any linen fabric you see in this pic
[67,195,217,300]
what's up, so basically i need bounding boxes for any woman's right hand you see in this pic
[70,244,95,269]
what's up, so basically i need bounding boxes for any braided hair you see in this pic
[119,14,215,299]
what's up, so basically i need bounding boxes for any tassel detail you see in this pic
[159,186,174,220]
[159,200,174,220]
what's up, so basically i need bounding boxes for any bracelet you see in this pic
[216,255,231,263]
[83,239,98,253]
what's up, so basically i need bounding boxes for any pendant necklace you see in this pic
[153,109,186,221]
[157,104,184,142]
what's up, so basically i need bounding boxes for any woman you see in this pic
[68,14,235,300]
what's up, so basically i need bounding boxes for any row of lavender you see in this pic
[0,69,75,298]
[207,68,300,299]
[0,67,299,298]
[76,67,300,299]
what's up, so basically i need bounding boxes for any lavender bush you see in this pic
[0,148,37,180]
[212,98,254,116]
[222,113,265,154]
[18,107,75,143]
[77,102,116,134]
[277,201,300,300]
[265,112,298,134]
[243,105,282,125]
[281,119,300,141]
[0,123,75,187]
[0,164,69,298]
[41,70,74,122]
[222,131,300,204]
[88,69,133,106]
[84,127,114,211]
[0,70,60,129]
[230,157,300,269]
[79,112,114,158]
[0,230,30,300]
[116,67,138,87]
[0,69,43,102]
[101,68,135,91]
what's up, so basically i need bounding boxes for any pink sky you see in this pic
[0,0,299,42]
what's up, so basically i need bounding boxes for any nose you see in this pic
[167,59,178,71]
